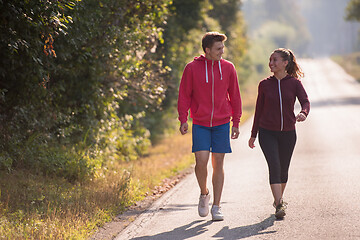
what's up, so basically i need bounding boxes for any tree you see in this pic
[0,0,171,179]
[243,0,310,56]
[346,0,360,21]
[0,0,81,174]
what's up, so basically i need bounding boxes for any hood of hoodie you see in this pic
[269,75,292,81]
[194,55,223,83]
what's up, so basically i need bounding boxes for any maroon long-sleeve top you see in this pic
[251,75,310,138]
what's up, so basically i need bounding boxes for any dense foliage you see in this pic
[0,0,248,181]
[1,0,171,181]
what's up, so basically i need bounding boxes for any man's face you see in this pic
[206,41,224,61]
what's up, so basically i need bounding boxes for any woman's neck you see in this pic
[274,71,287,80]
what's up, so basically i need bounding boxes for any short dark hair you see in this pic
[202,32,227,53]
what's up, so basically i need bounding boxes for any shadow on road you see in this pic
[212,215,276,240]
[157,203,198,213]
[130,220,214,240]
[311,96,360,108]
[130,215,276,240]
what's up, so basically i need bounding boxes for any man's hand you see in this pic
[179,122,188,135]
[231,127,240,139]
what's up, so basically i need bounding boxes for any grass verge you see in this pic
[332,52,360,82]
[0,129,194,239]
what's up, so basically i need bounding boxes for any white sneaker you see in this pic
[211,205,224,221]
[198,193,210,217]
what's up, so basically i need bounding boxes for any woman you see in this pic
[248,48,310,219]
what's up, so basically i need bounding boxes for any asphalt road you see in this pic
[115,58,360,240]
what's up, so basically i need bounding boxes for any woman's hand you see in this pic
[248,137,256,149]
[296,112,307,122]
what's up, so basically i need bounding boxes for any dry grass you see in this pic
[0,170,126,239]
[240,80,258,122]
[332,52,360,82]
[0,129,194,239]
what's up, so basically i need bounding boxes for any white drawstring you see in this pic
[218,61,222,80]
[205,59,222,82]
[205,60,208,83]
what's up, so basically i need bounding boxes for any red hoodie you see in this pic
[251,75,310,137]
[177,55,242,128]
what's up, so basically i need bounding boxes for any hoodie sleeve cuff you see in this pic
[251,131,258,138]
[300,110,308,116]
[232,121,239,128]
[179,116,188,124]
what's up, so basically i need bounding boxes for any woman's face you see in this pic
[269,52,288,73]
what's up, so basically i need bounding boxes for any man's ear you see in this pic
[205,47,210,54]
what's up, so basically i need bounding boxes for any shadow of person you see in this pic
[212,215,276,240]
[130,220,213,240]
[311,96,360,108]
[130,215,276,240]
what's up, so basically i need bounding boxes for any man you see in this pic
[177,32,242,221]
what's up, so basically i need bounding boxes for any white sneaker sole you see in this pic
[212,216,224,221]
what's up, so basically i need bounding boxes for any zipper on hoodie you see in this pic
[210,60,215,127]
[278,79,284,131]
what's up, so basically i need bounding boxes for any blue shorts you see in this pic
[192,122,232,153]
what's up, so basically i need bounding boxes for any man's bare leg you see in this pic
[211,152,225,206]
[194,151,210,195]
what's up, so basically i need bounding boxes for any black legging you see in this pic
[259,127,297,184]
